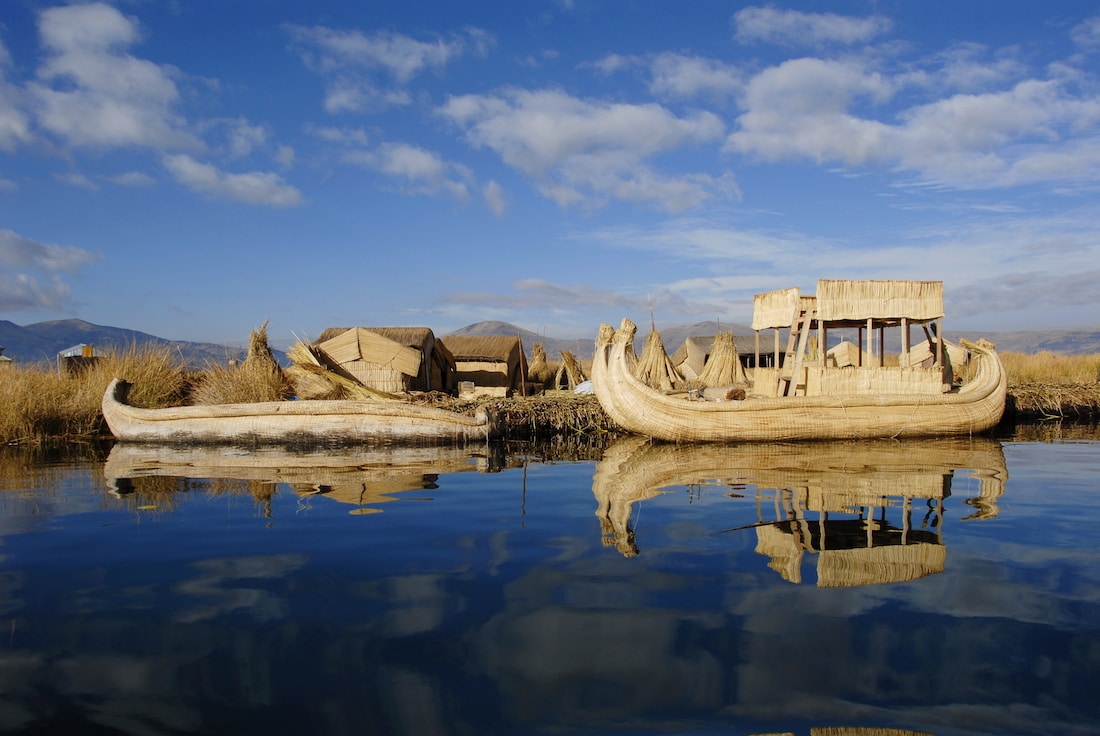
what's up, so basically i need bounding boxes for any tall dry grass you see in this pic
[1000,351,1100,385]
[0,344,190,445]
[190,357,291,404]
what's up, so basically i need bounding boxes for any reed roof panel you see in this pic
[817,280,943,322]
[752,287,802,330]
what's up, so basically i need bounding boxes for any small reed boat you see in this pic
[101,378,498,445]
[591,280,1007,442]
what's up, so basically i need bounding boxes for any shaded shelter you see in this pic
[441,335,528,397]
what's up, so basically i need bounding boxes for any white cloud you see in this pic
[483,180,506,217]
[648,53,741,101]
[1071,16,1100,50]
[0,229,101,271]
[0,229,102,311]
[733,6,892,47]
[726,58,893,165]
[288,25,492,113]
[0,40,31,152]
[439,88,731,211]
[28,2,199,151]
[55,171,99,191]
[162,154,303,207]
[108,171,155,187]
[932,43,1029,92]
[727,54,1100,190]
[220,118,269,158]
[347,142,472,201]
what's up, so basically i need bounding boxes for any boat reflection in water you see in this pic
[592,435,1008,586]
[104,442,504,515]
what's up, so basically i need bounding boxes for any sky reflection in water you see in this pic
[0,434,1098,736]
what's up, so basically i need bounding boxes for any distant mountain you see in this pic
[448,320,1100,360]
[0,318,270,368]
[445,321,596,361]
[948,329,1100,356]
[1,317,1095,371]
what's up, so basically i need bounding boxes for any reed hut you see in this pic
[313,327,455,393]
[57,343,99,376]
[441,335,528,397]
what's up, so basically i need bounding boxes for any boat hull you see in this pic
[101,379,497,446]
[591,320,1007,443]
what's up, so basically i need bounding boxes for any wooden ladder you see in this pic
[780,307,816,396]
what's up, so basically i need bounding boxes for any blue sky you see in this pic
[2,1,1099,347]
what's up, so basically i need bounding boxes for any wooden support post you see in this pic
[901,318,910,367]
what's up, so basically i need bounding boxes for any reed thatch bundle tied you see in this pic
[285,341,402,401]
[555,350,587,390]
[527,343,555,385]
[245,320,279,366]
[633,329,683,392]
[696,332,748,387]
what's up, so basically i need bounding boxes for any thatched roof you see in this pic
[817,279,944,323]
[316,327,422,376]
[316,326,436,350]
[442,335,524,364]
[752,287,802,330]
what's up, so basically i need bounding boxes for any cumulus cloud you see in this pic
[162,154,303,207]
[733,6,892,46]
[727,54,1100,190]
[0,229,102,311]
[439,88,733,211]
[726,58,893,165]
[345,141,473,202]
[288,25,492,113]
[27,2,198,151]
[648,53,742,101]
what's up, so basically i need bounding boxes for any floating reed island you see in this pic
[2,319,1098,448]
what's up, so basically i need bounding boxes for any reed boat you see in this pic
[592,435,1008,584]
[105,443,502,512]
[101,378,498,445]
[592,280,1007,442]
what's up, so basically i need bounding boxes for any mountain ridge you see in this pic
[2,318,1098,366]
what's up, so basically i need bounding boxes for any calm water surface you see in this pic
[0,429,1098,736]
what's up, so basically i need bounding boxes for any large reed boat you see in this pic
[591,280,1007,442]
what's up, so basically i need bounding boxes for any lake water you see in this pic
[0,427,1098,736]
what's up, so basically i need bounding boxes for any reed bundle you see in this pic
[527,343,555,385]
[633,329,682,391]
[695,332,747,386]
[554,350,587,391]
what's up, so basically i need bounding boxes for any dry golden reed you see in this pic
[1000,351,1100,385]
[0,344,189,444]
[191,358,290,405]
